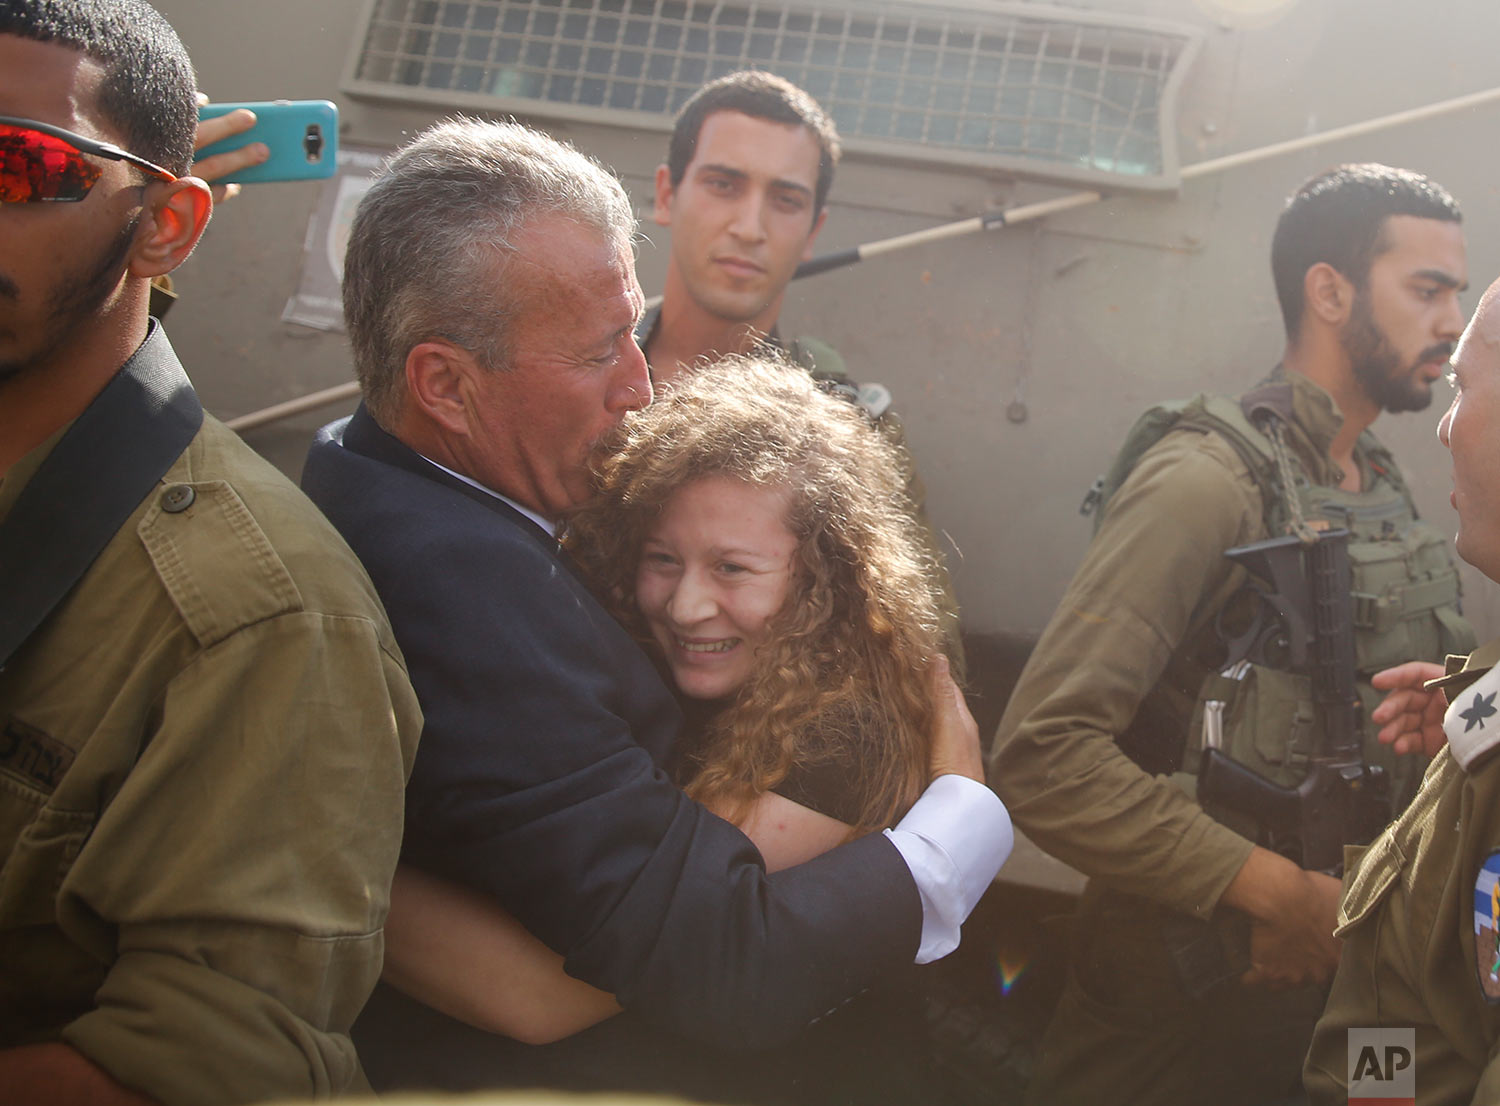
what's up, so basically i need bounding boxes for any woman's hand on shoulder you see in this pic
[926,654,984,783]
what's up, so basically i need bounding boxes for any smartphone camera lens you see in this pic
[303,124,324,163]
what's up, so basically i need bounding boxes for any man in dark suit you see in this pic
[300,118,1012,1096]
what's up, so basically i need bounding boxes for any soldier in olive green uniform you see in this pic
[0,4,422,1103]
[1305,277,1500,1106]
[991,165,1472,1105]
[639,70,963,670]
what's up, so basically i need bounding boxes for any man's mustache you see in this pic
[1415,341,1455,369]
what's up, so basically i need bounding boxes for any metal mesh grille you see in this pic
[348,0,1201,188]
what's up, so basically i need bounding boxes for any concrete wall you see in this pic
[154,0,1500,643]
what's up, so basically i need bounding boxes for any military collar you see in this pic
[1,322,197,519]
[633,303,785,372]
[1241,366,1378,489]
[0,422,70,529]
[1428,639,1500,693]
[1284,368,1346,455]
[1441,640,1500,770]
[0,321,202,669]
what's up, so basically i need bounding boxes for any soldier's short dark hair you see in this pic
[1273,163,1461,339]
[0,0,198,176]
[666,69,841,217]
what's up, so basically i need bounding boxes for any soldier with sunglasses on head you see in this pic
[0,2,423,1103]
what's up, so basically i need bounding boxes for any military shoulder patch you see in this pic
[1474,851,1500,1003]
[1444,662,1500,771]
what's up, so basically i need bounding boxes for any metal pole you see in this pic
[794,82,1500,276]
[225,82,1500,434]
[225,380,362,432]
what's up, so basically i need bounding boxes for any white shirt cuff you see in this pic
[883,774,1013,963]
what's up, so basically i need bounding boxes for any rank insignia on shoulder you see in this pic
[1462,692,1497,733]
[1444,664,1500,771]
[1474,852,1500,1003]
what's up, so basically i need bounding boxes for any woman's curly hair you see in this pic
[566,353,945,834]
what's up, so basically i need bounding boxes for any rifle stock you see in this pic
[1197,747,1377,872]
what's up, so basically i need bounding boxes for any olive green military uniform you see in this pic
[635,306,965,676]
[1306,640,1500,1106]
[991,369,1471,1105]
[0,330,423,1104]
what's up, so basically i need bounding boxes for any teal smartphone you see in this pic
[196,99,338,183]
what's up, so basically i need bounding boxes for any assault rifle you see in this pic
[1163,530,1388,996]
[1197,529,1389,871]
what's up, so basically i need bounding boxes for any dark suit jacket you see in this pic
[301,406,922,1091]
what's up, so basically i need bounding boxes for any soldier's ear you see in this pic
[652,163,675,228]
[405,340,479,436]
[1304,262,1354,328]
[129,177,212,280]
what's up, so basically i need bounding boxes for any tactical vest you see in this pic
[1090,391,1474,818]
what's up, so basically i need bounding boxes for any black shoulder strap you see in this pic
[0,323,202,669]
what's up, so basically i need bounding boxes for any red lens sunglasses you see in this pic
[0,115,177,203]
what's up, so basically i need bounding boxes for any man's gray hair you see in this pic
[342,117,637,425]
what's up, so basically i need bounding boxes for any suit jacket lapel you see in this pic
[339,404,560,553]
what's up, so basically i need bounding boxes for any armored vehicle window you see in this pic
[345,0,1202,190]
